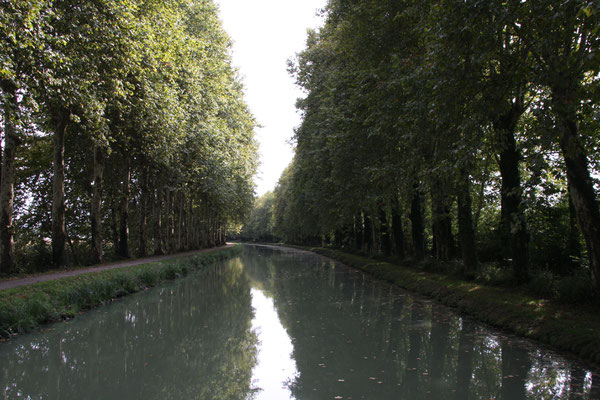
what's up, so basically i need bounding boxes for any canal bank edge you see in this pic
[0,245,242,338]
[282,245,600,367]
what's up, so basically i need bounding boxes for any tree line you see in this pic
[243,0,600,292]
[0,0,257,273]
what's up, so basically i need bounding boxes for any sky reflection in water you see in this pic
[250,288,298,399]
[1,245,599,399]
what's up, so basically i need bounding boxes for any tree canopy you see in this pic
[0,0,258,273]
[258,0,600,293]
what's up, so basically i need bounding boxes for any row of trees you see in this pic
[245,0,600,289]
[0,0,257,273]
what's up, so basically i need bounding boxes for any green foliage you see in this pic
[0,245,241,337]
[555,272,595,303]
[1,0,258,272]
[475,263,514,287]
[239,191,277,242]
[267,0,600,291]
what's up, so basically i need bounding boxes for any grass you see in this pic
[290,245,600,366]
[0,245,241,338]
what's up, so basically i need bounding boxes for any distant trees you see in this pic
[0,0,257,273]
[263,0,600,289]
[239,192,276,243]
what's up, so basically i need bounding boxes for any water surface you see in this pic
[1,245,598,399]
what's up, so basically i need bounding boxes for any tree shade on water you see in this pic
[1,246,598,399]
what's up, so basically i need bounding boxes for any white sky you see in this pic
[216,0,326,197]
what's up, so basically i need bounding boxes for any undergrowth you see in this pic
[311,244,598,304]
[0,245,241,338]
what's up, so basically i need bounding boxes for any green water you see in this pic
[1,245,598,399]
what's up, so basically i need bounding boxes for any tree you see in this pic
[269,0,598,292]
[0,0,50,273]
[518,0,600,288]
[1,0,258,272]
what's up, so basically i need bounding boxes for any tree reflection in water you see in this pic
[0,258,258,400]
[244,246,600,400]
[1,245,599,399]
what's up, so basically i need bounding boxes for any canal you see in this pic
[1,245,598,399]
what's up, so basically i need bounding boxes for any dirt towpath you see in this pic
[0,244,234,291]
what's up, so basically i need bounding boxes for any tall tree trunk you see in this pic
[392,198,406,258]
[52,111,68,266]
[391,199,405,259]
[457,168,478,276]
[566,187,582,272]
[494,104,529,282]
[354,213,363,251]
[332,228,341,247]
[170,191,176,252]
[553,88,600,290]
[378,206,391,256]
[204,205,211,248]
[153,188,165,255]
[187,198,193,250]
[205,210,213,248]
[363,213,373,254]
[166,189,175,253]
[431,184,454,261]
[162,187,170,252]
[211,216,217,247]
[219,224,225,246]
[177,193,185,251]
[117,162,130,258]
[165,189,171,252]
[110,201,119,250]
[0,117,3,188]
[199,204,204,248]
[66,227,79,266]
[153,187,164,255]
[409,184,425,260]
[90,146,105,264]
[0,86,18,273]
[137,166,149,257]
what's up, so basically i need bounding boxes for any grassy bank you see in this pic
[292,246,600,366]
[0,245,241,338]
